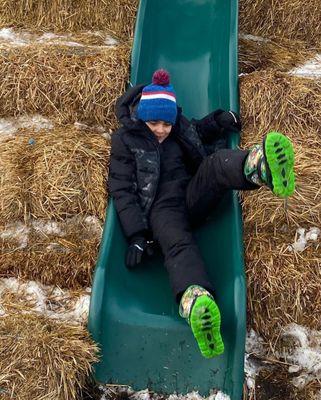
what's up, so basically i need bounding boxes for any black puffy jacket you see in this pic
[109,84,228,239]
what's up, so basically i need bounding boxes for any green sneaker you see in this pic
[179,285,224,358]
[244,131,295,198]
[263,131,295,197]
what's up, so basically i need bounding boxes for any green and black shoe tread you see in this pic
[263,131,295,198]
[189,295,224,358]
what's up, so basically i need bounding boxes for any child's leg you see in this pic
[149,206,224,358]
[187,132,295,223]
[187,148,255,223]
[149,206,213,300]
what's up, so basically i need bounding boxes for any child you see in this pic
[109,69,295,358]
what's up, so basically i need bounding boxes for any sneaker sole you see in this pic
[263,132,295,197]
[190,295,224,358]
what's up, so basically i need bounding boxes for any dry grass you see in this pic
[240,72,321,341]
[0,216,102,289]
[0,313,98,400]
[239,0,321,48]
[239,36,314,74]
[0,43,130,127]
[0,127,110,224]
[0,0,139,41]
[240,71,321,138]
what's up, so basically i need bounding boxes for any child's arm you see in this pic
[194,110,241,143]
[109,133,149,240]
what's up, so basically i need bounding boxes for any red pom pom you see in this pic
[152,69,170,86]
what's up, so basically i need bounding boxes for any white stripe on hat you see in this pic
[140,93,176,102]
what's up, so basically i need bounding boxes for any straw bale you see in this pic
[0,128,110,223]
[239,36,313,74]
[0,43,130,127]
[0,135,31,223]
[28,128,110,220]
[0,216,102,288]
[240,71,321,139]
[0,0,139,41]
[0,312,98,400]
[0,276,91,324]
[239,0,321,48]
[240,70,321,342]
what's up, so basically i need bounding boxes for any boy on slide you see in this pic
[109,69,295,358]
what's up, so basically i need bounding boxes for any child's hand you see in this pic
[216,111,242,132]
[125,235,153,268]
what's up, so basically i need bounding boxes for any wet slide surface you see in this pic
[88,1,245,398]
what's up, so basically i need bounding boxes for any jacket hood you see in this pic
[115,84,145,129]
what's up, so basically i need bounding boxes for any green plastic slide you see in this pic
[88,0,245,398]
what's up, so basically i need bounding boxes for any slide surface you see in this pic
[88,1,245,398]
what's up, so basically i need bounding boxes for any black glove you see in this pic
[216,110,242,132]
[196,109,224,141]
[125,235,154,269]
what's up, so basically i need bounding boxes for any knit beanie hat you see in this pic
[137,69,177,125]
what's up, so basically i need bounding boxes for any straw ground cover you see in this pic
[0,127,110,224]
[0,43,130,128]
[239,36,314,74]
[0,0,139,41]
[0,216,102,288]
[0,313,98,400]
[240,71,321,341]
[239,0,321,49]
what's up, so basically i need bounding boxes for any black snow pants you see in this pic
[149,149,257,302]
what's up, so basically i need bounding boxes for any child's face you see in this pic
[145,121,172,143]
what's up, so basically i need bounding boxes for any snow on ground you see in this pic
[245,329,268,390]
[287,226,320,252]
[0,27,119,48]
[0,277,91,324]
[290,54,321,78]
[99,387,230,400]
[279,324,321,389]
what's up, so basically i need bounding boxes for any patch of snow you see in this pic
[280,323,321,389]
[0,115,54,139]
[287,227,320,252]
[0,27,30,46]
[239,33,270,43]
[32,220,65,237]
[244,330,269,391]
[0,222,30,249]
[84,215,103,239]
[0,277,90,324]
[98,387,230,400]
[290,54,321,78]
[0,27,119,48]
[105,35,119,46]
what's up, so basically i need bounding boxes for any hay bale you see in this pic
[0,128,110,223]
[28,128,110,220]
[0,0,139,41]
[0,276,91,324]
[239,0,321,48]
[0,312,98,400]
[0,135,31,223]
[240,70,321,138]
[0,216,102,288]
[0,43,130,127]
[240,73,321,340]
[239,36,313,74]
